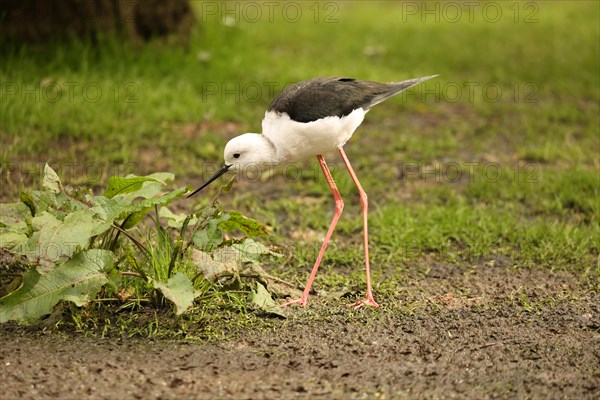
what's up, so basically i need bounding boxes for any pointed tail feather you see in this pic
[369,74,438,108]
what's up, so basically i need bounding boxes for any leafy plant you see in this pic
[0,164,285,324]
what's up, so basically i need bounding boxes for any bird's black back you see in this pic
[268,77,417,123]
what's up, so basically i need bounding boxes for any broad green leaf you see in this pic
[90,187,189,226]
[220,211,267,237]
[146,172,175,183]
[103,173,175,200]
[42,164,61,193]
[0,232,28,249]
[0,215,30,250]
[103,176,157,198]
[88,195,124,223]
[31,190,58,215]
[28,190,81,219]
[151,272,195,315]
[192,213,229,251]
[191,248,238,281]
[24,212,67,268]
[230,238,271,262]
[0,202,32,228]
[23,210,111,272]
[159,207,198,229]
[117,186,190,220]
[117,181,168,203]
[54,191,90,213]
[248,282,276,308]
[120,207,152,230]
[248,282,287,317]
[0,249,112,324]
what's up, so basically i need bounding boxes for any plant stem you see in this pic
[167,215,193,278]
[121,271,143,277]
[110,214,133,251]
[90,298,151,303]
[111,223,150,255]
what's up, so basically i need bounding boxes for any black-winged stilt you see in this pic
[189,75,437,308]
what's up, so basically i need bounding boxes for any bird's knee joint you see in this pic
[360,192,368,206]
[335,199,344,212]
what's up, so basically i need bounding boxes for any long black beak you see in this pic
[187,164,231,198]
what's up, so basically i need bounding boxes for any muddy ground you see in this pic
[1,263,599,400]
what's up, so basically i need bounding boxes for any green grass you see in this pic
[1,1,598,337]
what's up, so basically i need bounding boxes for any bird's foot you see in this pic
[348,296,380,309]
[280,296,308,308]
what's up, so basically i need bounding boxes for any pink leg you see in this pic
[282,155,344,307]
[339,148,380,308]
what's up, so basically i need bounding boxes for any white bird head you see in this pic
[223,133,276,171]
[187,133,276,198]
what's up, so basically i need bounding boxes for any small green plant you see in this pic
[0,164,284,324]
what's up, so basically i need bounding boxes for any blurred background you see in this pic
[0,1,598,270]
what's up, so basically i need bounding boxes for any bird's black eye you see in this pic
[233,153,241,159]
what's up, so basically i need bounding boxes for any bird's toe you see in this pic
[348,296,380,309]
[280,297,308,308]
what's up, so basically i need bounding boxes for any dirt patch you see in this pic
[1,264,598,399]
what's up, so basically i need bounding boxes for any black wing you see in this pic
[267,76,432,123]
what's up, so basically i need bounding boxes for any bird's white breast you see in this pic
[261,109,366,163]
